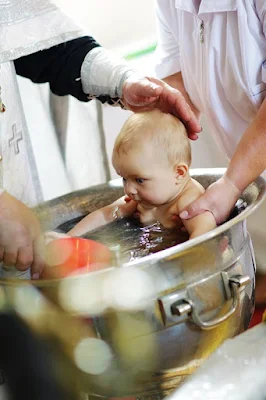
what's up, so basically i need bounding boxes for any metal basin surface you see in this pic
[4,169,266,398]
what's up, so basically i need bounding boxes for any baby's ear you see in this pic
[175,163,188,181]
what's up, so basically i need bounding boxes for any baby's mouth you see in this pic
[131,196,141,202]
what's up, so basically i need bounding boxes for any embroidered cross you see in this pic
[9,124,23,155]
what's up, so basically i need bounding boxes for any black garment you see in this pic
[14,36,120,106]
[0,313,76,400]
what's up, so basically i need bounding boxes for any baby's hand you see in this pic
[44,231,71,245]
[111,196,138,219]
[120,197,138,217]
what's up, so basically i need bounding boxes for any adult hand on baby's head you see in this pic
[179,176,241,225]
[122,76,201,140]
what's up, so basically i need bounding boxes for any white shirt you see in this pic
[155,0,266,159]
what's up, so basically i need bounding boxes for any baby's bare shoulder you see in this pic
[189,178,205,194]
[176,179,204,211]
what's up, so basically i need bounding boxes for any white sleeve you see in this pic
[81,47,141,98]
[255,0,266,83]
[154,0,181,79]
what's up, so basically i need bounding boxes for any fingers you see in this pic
[178,179,237,225]
[2,246,19,267]
[122,79,162,107]
[179,198,209,220]
[127,78,163,98]
[129,96,159,107]
[148,77,202,136]
[167,88,192,119]
[31,235,45,280]
[1,244,33,271]
[1,242,42,276]
[169,91,201,134]
[188,132,199,141]
[0,192,45,278]
[16,245,33,271]
[123,76,202,138]
[0,242,44,278]
[186,125,201,140]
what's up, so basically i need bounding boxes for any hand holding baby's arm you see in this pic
[183,212,217,239]
[68,196,138,237]
[178,191,217,239]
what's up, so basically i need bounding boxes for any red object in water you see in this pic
[41,237,111,279]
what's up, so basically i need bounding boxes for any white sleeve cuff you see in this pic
[81,47,141,98]
[155,56,181,79]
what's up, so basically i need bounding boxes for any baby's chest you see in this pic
[159,213,183,229]
[138,206,183,229]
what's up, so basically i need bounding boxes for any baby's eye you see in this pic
[122,177,126,183]
[136,178,145,184]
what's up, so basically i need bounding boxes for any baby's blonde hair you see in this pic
[113,110,191,166]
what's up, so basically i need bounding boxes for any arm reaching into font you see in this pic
[180,98,266,224]
[68,196,137,237]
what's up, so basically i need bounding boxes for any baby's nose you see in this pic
[125,181,137,196]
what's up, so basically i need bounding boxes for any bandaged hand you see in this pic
[179,176,241,225]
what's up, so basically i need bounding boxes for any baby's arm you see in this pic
[182,211,216,239]
[178,189,216,239]
[68,196,137,237]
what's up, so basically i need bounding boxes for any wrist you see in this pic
[221,174,242,200]
[112,205,123,220]
[81,47,141,98]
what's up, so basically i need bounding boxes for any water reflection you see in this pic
[59,217,189,264]
[56,198,246,265]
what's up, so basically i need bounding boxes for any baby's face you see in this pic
[113,143,180,207]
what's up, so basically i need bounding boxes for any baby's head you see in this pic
[113,109,191,167]
[112,110,191,206]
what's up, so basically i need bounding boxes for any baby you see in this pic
[69,110,216,239]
